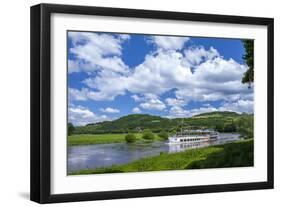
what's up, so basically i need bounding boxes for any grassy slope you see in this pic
[68,133,163,146]
[186,138,253,169]
[70,139,253,175]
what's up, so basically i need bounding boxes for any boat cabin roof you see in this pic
[175,129,217,136]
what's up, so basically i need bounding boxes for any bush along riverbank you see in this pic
[69,139,253,175]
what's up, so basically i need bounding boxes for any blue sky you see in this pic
[67,31,253,126]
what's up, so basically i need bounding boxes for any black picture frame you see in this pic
[30,3,274,204]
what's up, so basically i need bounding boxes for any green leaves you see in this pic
[67,123,75,136]
[125,133,137,143]
[236,115,254,139]
[158,130,169,140]
[242,40,254,85]
[142,129,155,140]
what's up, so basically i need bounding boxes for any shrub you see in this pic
[158,130,169,140]
[125,133,137,143]
[142,129,155,140]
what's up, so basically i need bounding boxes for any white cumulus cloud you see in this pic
[139,94,166,111]
[165,98,185,107]
[100,107,120,113]
[167,105,218,118]
[183,46,219,67]
[219,100,254,114]
[68,32,130,74]
[149,36,190,50]
[68,105,109,126]
[132,107,141,113]
[68,88,88,101]
[70,46,252,107]
[68,33,253,118]
[131,94,143,102]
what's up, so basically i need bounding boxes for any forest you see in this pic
[68,111,253,139]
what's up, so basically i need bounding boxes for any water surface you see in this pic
[68,133,240,172]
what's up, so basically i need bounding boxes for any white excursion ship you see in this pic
[167,129,219,145]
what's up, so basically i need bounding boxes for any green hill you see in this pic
[74,114,175,134]
[73,111,253,135]
[192,111,240,118]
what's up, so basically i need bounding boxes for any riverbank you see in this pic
[68,133,164,146]
[69,139,253,175]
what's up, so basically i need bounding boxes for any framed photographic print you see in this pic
[30,3,274,203]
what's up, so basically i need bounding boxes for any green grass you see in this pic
[69,139,253,175]
[186,138,254,169]
[68,133,164,146]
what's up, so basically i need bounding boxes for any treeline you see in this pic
[68,111,254,139]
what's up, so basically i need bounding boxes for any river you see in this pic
[67,133,240,172]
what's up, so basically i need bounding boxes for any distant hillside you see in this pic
[73,111,253,134]
[192,111,240,118]
[179,111,249,133]
[75,114,176,134]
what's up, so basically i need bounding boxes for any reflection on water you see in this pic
[168,141,210,153]
[68,133,240,172]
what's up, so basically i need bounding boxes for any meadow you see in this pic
[68,133,164,146]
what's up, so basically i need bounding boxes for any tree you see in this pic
[215,123,224,132]
[237,116,253,139]
[241,40,254,86]
[125,133,137,143]
[142,129,155,140]
[67,123,75,136]
[158,130,169,140]
[169,129,177,136]
[223,123,237,132]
